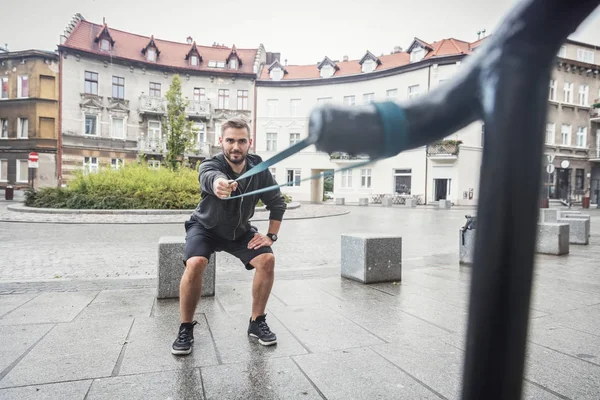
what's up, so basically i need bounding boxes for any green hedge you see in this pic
[24,163,292,209]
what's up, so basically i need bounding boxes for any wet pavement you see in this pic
[0,205,599,399]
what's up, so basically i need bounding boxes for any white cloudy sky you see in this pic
[2,0,600,64]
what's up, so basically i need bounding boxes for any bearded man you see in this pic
[171,117,287,355]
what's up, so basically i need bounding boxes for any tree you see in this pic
[163,74,196,169]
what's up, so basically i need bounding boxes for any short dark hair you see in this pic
[221,117,250,137]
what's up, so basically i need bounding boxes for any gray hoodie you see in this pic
[191,152,287,240]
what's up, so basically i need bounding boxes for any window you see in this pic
[341,170,352,188]
[84,72,98,95]
[18,118,28,138]
[576,127,587,148]
[193,122,205,143]
[267,100,278,117]
[111,117,125,139]
[17,160,28,182]
[320,65,334,78]
[148,121,161,141]
[229,59,238,69]
[193,88,205,103]
[40,75,55,99]
[218,89,229,109]
[563,82,573,103]
[575,169,585,191]
[410,47,424,62]
[558,45,566,57]
[147,48,156,62]
[289,133,300,146]
[217,61,226,68]
[269,168,276,180]
[317,97,332,104]
[270,67,283,81]
[0,159,7,181]
[362,59,375,73]
[237,90,248,110]
[111,158,124,169]
[100,39,110,51]
[548,80,556,101]
[266,132,277,151]
[361,169,372,188]
[343,96,355,106]
[408,85,420,99]
[83,157,98,174]
[290,99,301,116]
[190,55,199,66]
[149,82,161,97]
[1,77,7,99]
[394,169,412,194]
[546,123,555,144]
[112,76,125,99]
[386,89,398,100]
[363,93,374,103]
[1,119,7,138]
[85,115,97,135]
[18,76,29,98]
[576,48,595,63]
[286,169,301,186]
[561,124,571,145]
[579,85,589,106]
[39,117,54,138]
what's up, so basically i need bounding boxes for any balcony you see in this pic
[186,141,211,158]
[138,136,213,159]
[427,140,461,160]
[329,152,370,162]
[591,103,600,122]
[139,95,166,115]
[185,101,211,119]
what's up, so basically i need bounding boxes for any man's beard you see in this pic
[224,148,246,165]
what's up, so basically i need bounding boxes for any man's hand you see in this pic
[213,178,238,199]
[247,233,273,250]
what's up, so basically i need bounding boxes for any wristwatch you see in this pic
[266,233,278,242]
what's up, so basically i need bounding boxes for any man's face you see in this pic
[220,127,252,165]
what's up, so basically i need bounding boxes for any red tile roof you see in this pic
[259,37,486,81]
[60,19,259,75]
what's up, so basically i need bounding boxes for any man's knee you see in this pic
[184,256,209,281]
[251,253,275,273]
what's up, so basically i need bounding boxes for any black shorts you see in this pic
[183,218,273,270]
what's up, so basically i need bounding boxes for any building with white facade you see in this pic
[57,14,272,183]
[255,38,487,205]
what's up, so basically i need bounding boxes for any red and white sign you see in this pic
[28,152,39,168]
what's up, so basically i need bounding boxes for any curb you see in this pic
[6,202,302,215]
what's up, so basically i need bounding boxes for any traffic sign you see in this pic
[28,152,39,163]
[546,154,555,164]
[28,161,39,168]
[546,164,555,174]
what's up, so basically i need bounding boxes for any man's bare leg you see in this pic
[179,256,208,322]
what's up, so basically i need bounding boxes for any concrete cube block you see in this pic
[405,198,417,208]
[341,233,402,284]
[157,236,215,299]
[336,197,345,205]
[558,218,590,245]
[439,199,451,209]
[540,209,558,223]
[535,223,569,255]
[459,228,476,265]
[358,198,369,206]
[382,197,393,207]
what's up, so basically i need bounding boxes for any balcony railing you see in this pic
[426,140,461,157]
[329,152,370,161]
[591,106,600,120]
[139,95,166,114]
[137,136,212,158]
[185,101,211,118]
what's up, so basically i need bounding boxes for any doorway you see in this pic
[556,168,570,201]
[434,178,451,201]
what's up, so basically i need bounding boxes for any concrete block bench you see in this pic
[405,198,417,208]
[540,209,559,223]
[459,216,477,265]
[358,198,369,206]
[557,217,590,245]
[341,233,402,284]
[336,197,345,205]
[382,197,393,207]
[157,236,215,299]
[439,199,451,209]
[535,223,569,255]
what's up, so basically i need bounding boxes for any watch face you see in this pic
[269,234,278,241]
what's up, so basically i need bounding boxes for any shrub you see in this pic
[24,163,293,209]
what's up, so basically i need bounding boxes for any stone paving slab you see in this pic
[0,324,54,374]
[0,292,98,325]
[0,380,92,400]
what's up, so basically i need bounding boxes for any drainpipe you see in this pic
[57,50,63,187]
[424,64,431,204]
[252,81,258,152]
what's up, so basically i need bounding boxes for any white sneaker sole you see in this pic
[249,333,277,346]
[171,339,194,355]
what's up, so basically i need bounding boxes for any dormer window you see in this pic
[320,65,334,78]
[317,56,339,79]
[141,35,160,63]
[191,55,199,66]
[358,51,381,73]
[226,45,242,71]
[410,46,425,62]
[362,59,375,73]
[185,41,203,67]
[229,59,238,69]
[147,48,156,62]
[94,22,115,52]
[100,39,110,51]
[271,67,283,81]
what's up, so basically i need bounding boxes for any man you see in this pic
[172,117,287,355]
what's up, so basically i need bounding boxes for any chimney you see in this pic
[284,58,288,66]
[186,36,193,44]
[393,46,402,53]
[477,31,481,40]
[482,29,486,37]
[343,55,349,62]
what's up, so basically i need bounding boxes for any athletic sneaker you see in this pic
[171,320,198,355]
[248,314,277,346]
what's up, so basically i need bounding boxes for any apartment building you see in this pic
[0,49,60,189]
[255,37,486,204]
[57,14,267,183]
[545,40,600,204]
